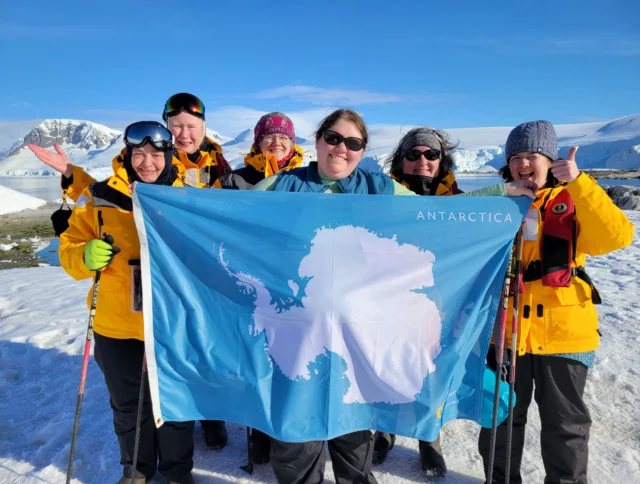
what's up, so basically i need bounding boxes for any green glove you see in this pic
[83,235,121,271]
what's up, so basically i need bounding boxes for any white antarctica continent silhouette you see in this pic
[219,225,442,404]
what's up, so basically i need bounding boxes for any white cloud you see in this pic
[253,85,448,106]
[205,106,339,139]
[8,102,32,108]
[255,85,403,105]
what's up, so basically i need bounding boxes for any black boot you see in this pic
[419,439,447,478]
[168,471,195,484]
[201,420,228,449]
[372,432,396,465]
[250,429,271,464]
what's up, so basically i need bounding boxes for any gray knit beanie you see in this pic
[400,128,442,155]
[505,120,558,162]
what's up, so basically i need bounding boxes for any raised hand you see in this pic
[28,143,74,178]
[551,146,580,184]
[505,179,538,199]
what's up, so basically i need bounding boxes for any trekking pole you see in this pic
[486,239,514,484]
[130,353,147,484]
[504,228,524,484]
[66,210,104,484]
[240,426,254,474]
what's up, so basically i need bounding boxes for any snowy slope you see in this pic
[0,212,638,483]
[0,185,46,215]
[205,128,231,145]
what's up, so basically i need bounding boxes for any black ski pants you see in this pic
[94,333,194,480]
[270,430,377,484]
[478,349,591,484]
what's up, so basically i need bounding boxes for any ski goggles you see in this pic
[124,121,173,151]
[322,130,365,151]
[403,148,441,162]
[163,93,205,120]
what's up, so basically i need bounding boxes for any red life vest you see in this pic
[541,188,575,287]
[519,188,601,304]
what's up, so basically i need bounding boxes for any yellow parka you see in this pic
[213,144,305,189]
[174,136,230,188]
[59,150,183,341]
[62,156,187,202]
[505,173,634,355]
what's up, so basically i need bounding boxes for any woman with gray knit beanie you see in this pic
[478,120,634,484]
[370,127,461,479]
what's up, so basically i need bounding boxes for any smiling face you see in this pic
[508,151,552,189]
[401,145,441,177]
[130,144,166,183]
[167,112,204,154]
[315,118,365,180]
[259,135,292,162]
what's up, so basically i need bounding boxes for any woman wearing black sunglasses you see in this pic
[369,127,463,478]
[58,122,196,484]
[252,109,537,484]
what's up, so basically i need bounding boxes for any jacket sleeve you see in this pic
[252,174,279,191]
[59,189,98,281]
[459,183,507,197]
[392,180,418,196]
[567,172,634,256]
[61,166,97,202]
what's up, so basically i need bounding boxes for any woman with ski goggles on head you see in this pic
[163,92,231,188]
[59,122,195,484]
[477,121,634,484]
[214,111,305,189]
[28,93,230,200]
[368,127,462,478]
[252,109,537,484]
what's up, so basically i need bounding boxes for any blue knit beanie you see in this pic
[505,120,558,162]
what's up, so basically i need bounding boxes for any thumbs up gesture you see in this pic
[551,146,580,184]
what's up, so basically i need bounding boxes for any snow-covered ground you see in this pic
[0,185,46,215]
[0,212,638,483]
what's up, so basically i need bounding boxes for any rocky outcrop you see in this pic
[8,119,121,156]
[600,185,640,211]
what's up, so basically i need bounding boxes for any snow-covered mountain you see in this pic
[206,128,231,145]
[1,114,639,177]
[8,119,121,157]
[0,138,23,160]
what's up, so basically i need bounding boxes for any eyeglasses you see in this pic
[322,130,365,151]
[124,121,173,151]
[261,135,291,144]
[404,148,441,162]
[163,93,205,121]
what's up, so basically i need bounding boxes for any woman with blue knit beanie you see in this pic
[477,120,634,484]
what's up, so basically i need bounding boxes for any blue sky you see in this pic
[1,0,639,137]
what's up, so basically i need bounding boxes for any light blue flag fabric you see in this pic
[132,184,530,442]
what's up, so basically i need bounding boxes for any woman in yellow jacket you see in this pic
[29,94,232,449]
[60,122,195,484]
[478,120,634,484]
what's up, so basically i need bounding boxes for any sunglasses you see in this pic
[404,148,441,162]
[323,130,365,152]
[163,93,205,120]
[124,121,173,151]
